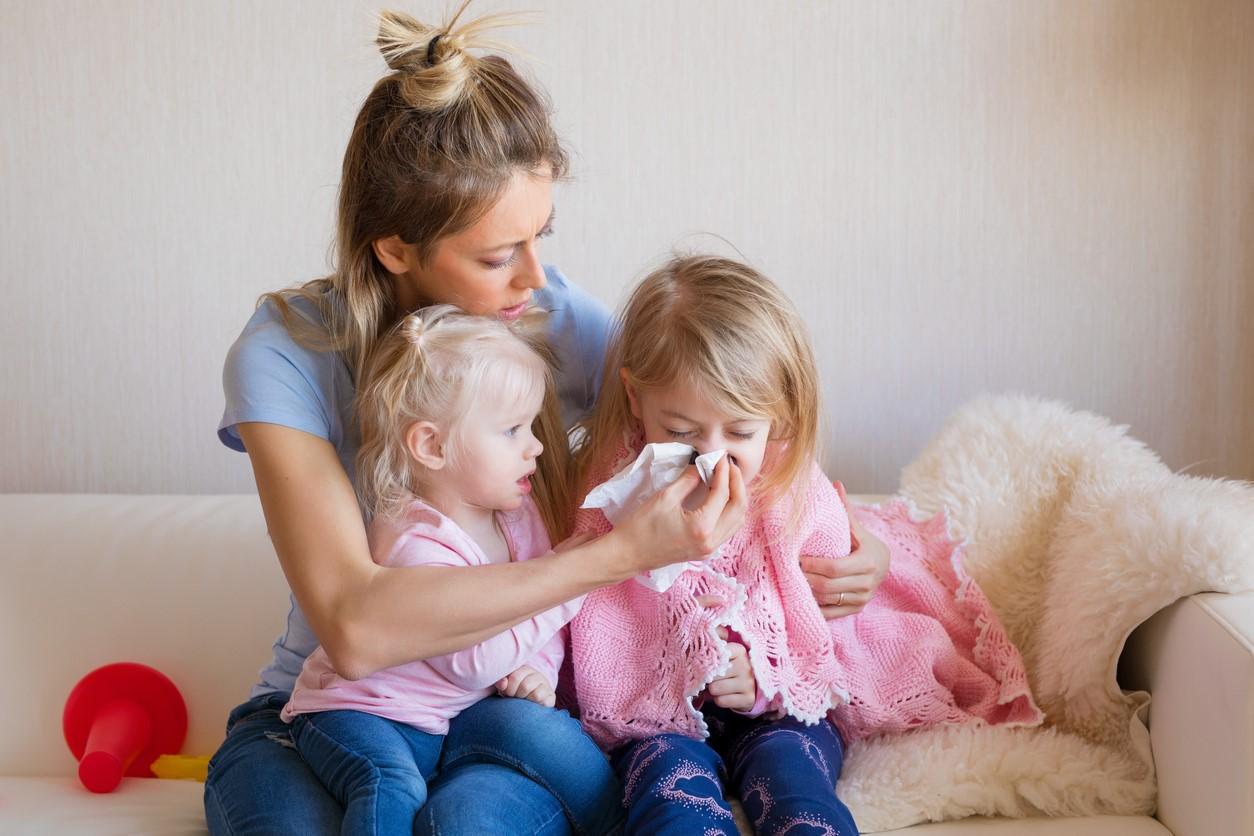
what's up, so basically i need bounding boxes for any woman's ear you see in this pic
[620,368,642,420]
[373,235,416,276]
[405,421,446,470]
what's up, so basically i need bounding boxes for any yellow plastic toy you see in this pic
[150,753,211,782]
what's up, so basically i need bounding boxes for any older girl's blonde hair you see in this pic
[262,3,567,381]
[356,305,571,541]
[576,255,821,509]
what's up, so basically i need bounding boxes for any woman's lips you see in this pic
[498,302,528,320]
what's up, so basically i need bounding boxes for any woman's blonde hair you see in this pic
[576,255,821,509]
[356,305,571,541]
[261,2,567,380]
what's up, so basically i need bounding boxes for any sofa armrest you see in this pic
[1119,592,1254,836]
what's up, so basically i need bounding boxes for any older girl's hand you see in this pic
[801,516,890,619]
[614,456,747,574]
[705,628,757,712]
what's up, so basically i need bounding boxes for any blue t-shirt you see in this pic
[219,265,611,697]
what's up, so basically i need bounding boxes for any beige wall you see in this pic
[2,0,1251,494]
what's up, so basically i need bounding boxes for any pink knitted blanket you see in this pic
[569,442,1042,750]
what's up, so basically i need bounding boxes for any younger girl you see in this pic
[569,256,1041,835]
[282,305,621,836]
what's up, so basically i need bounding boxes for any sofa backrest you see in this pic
[0,494,289,776]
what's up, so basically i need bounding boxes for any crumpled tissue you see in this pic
[580,442,726,592]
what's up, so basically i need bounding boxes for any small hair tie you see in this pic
[426,34,442,66]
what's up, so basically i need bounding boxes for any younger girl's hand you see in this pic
[615,456,748,573]
[495,664,555,708]
[801,517,891,618]
[705,628,757,712]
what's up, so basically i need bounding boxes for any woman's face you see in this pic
[382,167,556,319]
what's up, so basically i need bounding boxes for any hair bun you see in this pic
[376,5,530,111]
[376,10,440,72]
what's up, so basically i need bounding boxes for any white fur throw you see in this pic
[836,394,1254,831]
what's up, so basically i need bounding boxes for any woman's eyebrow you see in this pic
[478,207,556,254]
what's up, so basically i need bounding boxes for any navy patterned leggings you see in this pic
[611,705,859,835]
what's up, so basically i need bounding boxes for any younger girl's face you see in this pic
[448,383,546,513]
[624,374,773,487]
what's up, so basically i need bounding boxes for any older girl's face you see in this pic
[624,372,774,487]
[379,167,556,319]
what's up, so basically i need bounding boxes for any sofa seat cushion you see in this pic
[0,777,206,835]
[0,776,1170,836]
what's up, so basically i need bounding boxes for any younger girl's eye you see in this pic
[506,424,522,438]
[729,431,756,440]
[666,429,695,439]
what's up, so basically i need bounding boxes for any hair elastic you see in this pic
[426,34,442,66]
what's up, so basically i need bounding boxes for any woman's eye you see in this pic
[485,250,520,270]
[666,429,695,439]
[729,431,756,440]
[537,225,555,239]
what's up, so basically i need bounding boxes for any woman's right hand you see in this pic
[612,455,747,573]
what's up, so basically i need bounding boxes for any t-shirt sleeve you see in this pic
[563,278,613,415]
[539,266,612,424]
[217,307,335,452]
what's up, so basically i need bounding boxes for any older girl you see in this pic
[569,256,1038,835]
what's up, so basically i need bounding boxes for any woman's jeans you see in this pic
[205,692,623,835]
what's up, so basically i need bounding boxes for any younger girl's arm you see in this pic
[422,593,582,692]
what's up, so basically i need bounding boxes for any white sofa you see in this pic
[1,493,1250,835]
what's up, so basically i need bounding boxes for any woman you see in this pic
[206,6,888,834]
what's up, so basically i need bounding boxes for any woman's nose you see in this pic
[513,244,546,290]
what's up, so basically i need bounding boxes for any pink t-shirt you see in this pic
[281,495,581,734]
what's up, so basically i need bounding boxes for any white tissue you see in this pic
[580,443,727,592]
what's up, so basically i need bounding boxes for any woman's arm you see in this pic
[240,422,745,680]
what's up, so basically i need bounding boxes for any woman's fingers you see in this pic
[801,554,878,594]
[693,457,746,551]
[716,459,748,538]
[659,464,703,505]
[800,554,877,617]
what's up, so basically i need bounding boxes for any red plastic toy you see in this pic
[62,662,188,793]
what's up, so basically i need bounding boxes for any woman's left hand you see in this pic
[801,517,890,619]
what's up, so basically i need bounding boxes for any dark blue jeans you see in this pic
[205,693,623,835]
[612,706,859,836]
